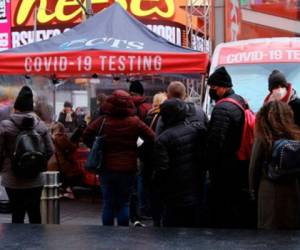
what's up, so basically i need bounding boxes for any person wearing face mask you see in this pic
[206,66,255,229]
[264,70,300,127]
[58,101,78,133]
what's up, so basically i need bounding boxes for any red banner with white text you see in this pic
[0,50,209,76]
[218,40,300,65]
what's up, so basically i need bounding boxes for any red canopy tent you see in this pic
[0,3,209,77]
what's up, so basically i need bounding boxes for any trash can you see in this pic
[41,171,60,224]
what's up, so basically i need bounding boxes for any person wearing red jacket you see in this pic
[129,80,151,121]
[83,90,154,226]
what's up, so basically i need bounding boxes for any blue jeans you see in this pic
[100,171,135,226]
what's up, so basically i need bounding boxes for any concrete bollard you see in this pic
[41,171,60,224]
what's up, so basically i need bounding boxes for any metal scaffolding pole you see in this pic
[185,0,211,53]
[185,0,211,103]
[76,0,93,19]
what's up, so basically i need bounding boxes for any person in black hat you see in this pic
[264,69,300,127]
[58,101,78,133]
[128,80,152,226]
[206,66,256,228]
[129,80,151,121]
[0,85,54,224]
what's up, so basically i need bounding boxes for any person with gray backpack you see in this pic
[0,86,54,224]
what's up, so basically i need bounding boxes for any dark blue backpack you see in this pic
[266,139,300,180]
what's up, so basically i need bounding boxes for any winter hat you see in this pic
[207,66,232,87]
[160,98,186,126]
[64,101,73,108]
[14,86,34,112]
[129,80,144,95]
[268,70,288,91]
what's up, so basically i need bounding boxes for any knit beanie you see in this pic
[14,86,34,112]
[268,70,288,91]
[64,101,73,108]
[207,66,232,87]
[129,80,144,95]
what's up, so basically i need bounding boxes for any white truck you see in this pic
[204,37,300,113]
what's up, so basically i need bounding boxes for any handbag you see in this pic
[85,118,106,174]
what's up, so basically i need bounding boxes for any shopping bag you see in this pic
[85,118,106,173]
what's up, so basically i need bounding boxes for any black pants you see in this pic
[6,187,43,224]
[162,204,200,228]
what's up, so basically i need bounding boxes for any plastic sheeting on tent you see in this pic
[0,3,209,77]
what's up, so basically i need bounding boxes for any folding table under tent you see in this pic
[0,3,209,77]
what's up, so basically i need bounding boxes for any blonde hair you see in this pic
[50,122,65,136]
[152,92,167,109]
[167,81,186,99]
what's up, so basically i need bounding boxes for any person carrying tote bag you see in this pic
[83,90,154,227]
[85,118,106,174]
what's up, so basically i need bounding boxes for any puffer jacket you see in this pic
[155,101,208,136]
[0,112,54,189]
[83,90,155,173]
[153,99,207,206]
[206,89,246,188]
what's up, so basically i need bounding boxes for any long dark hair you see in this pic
[255,100,300,150]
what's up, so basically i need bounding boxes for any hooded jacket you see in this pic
[0,112,54,188]
[153,99,207,206]
[155,101,208,136]
[83,90,154,173]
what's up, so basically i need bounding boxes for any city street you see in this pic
[0,187,101,225]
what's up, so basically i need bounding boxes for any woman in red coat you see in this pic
[83,90,154,226]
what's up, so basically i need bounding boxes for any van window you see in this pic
[224,64,300,112]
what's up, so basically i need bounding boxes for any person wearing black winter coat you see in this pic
[206,67,256,228]
[153,99,207,227]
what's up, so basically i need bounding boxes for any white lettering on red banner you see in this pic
[220,48,300,65]
[24,55,162,73]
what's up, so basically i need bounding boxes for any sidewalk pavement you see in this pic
[0,187,102,225]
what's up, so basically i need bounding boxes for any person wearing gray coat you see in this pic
[0,86,54,224]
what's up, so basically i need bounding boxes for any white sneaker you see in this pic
[133,221,146,227]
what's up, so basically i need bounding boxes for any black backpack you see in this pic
[10,118,47,178]
[266,139,300,180]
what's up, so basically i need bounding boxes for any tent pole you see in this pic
[76,0,93,19]
[33,5,38,42]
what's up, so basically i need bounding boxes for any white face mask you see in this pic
[271,87,287,100]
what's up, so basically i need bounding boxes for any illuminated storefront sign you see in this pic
[0,0,11,51]
[9,0,199,48]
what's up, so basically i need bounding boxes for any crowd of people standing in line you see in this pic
[0,67,300,229]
